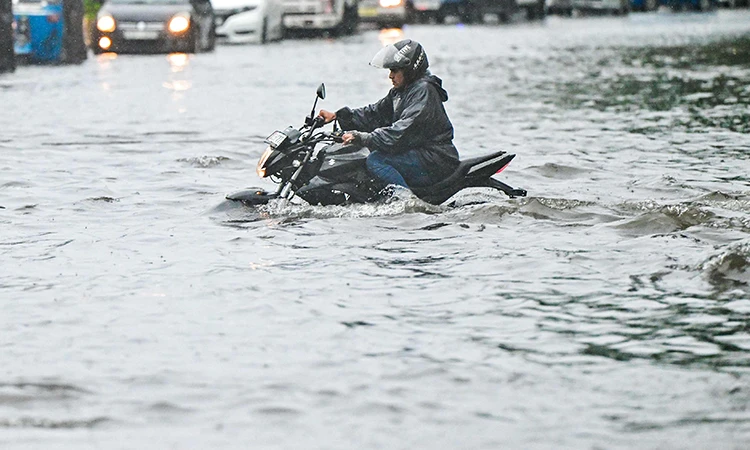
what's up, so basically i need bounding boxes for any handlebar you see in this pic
[310,130,343,144]
[312,117,346,142]
[328,131,344,143]
[302,117,344,143]
[297,113,347,149]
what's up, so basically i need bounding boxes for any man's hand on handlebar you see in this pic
[318,110,336,124]
[317,110,362,146]
[342,132,363,147]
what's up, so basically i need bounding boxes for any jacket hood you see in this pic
[394,72,449,102]
[425,73,448,102]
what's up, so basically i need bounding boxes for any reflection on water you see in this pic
[555,35,750,132]
[378,28,405,46]
[2,11,750,449]
[162,79,192,92]
[95,52,119,64]
[164,53,192,102]
[167,52,190,72]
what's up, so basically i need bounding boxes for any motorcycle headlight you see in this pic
[168,13,191,34]
[257,146,274,178]
[97,14,116,32]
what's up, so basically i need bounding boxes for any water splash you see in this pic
[703,241,750,290]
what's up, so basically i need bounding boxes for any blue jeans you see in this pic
[366,150,433,188]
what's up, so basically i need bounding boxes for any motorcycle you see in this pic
[226,83,527,207]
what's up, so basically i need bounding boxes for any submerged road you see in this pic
[1,9,750,449]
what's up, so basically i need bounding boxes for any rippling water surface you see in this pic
[2,10,750,449]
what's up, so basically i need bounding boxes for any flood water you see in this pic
[2,9,750,449]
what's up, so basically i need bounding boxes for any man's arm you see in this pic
[334,94,394,132]
[363,85,435,154]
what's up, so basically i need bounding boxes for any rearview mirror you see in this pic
[317,83,326,100]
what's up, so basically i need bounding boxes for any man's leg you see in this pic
[366,151,409,188]
[366,150,432,188]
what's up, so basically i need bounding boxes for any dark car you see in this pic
[92,0,215,54]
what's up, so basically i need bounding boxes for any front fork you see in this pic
[276,149,313,201]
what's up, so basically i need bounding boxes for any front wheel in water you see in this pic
[226,189,279,206]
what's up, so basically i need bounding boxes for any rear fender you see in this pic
[411,152,519,204]
[465,153,515,181]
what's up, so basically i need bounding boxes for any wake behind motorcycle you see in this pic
[226,84,527,207]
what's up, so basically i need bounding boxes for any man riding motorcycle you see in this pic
[318,39,460,190]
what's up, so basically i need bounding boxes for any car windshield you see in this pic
[15,0,62,4]
[108,0,191,4]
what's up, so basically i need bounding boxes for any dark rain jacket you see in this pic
[335,71,460,181]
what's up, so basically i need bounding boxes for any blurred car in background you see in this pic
[410,0,440,22]
[357,0,410,28]
[437,0,475,22]
[516,0,545,19]
[11,0,87,63]
[212,0,284,43]
[547,0,572,14]
[662,0,716,10]
[472,0,518,22]
[92,0,216,54]
[570,0,629,14]
[630,0,658,10]
[438,0,516,24]
[717,0,748,7]
[281,0,358,36]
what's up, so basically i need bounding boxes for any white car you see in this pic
[358,0,410,28]
[211,0,284,44]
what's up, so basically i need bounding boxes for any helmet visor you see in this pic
[369,44,406,70]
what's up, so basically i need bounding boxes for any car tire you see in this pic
[405,3,416,24]
[0,1,15,73]
[189,27,200,53]
[620,0,631,14]
[527,0,546,20]
[207,23,216,51]
[342,3,358,35]
[458,3,478,24]
[61,0,87,64]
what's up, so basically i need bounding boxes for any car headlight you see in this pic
[379,0,402,7]
[168,13,191,34]
[97,14,116,32]
[99,36,112,50]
